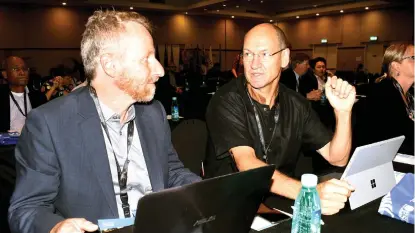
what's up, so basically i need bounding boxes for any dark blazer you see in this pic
[356,78,414,155]
[0,84,46,132]
[279,68,298,92]
[298,70,319,97]
[8,87,201,233]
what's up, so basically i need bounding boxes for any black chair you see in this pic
[171,119,208,176]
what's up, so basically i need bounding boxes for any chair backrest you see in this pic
[171,119,208,175]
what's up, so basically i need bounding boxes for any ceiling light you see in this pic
[130,6,134,10]
[185,12,188,14]
[365,7,369,10]
[270,19,273,22]
[223,4,226,7]
[217,9,219,12]
[260,0,264,3]
[340,10,344,13]
[231,16,234,18]
[296,16,300,19]
[316,13,320,16]
[236,5,239,8]
[62,2,66,5]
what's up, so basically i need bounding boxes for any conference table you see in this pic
[250,162,414,233]
[1,143,413,233]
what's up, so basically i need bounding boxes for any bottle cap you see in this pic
[301,174,318,187]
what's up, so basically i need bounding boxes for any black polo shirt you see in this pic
[205,76,333,178]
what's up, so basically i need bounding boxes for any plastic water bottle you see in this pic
[291,174,321,233]
[171,97,180,122]
[320,89,326,105]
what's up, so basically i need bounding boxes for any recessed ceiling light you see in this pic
[130,6,133,10]
[296,16,300,19]
[316,13,320,16]
[365,7,369,10]
[217,9,219,12]
[185,12,188,14]
[236,5,239,8]
[269,19,273,22]
[260,0,263,3]
[340,10,344,13]
[62,2,66,5]
[223,4,226,7]
[231,16,235,18]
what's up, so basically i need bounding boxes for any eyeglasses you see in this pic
[241,47,287,62]
[402,56,415,61]
[11,67,30,73]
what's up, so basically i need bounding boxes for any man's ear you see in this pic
[281,48,291,69]
[2,70,7,80]
[100,54,121,78]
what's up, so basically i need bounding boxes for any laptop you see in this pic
[321,136,405,210]
[132,165,275,233]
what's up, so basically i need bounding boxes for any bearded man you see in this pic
[8,10,200,233]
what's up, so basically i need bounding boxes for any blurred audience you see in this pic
[231,53,244,78]
[41,65,76,101]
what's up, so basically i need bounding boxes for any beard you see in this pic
[115,71,156,103]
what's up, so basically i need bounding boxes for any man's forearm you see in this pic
[233,153,301,200]
[329,111,352,166]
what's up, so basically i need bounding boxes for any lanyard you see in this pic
[9,90,27,117]
[246,86,280,163]
[89,86,134,218]
[391,78,414,121]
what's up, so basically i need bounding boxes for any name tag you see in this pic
[98,218,134,232]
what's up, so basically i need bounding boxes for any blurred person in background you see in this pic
[357,43,414,155]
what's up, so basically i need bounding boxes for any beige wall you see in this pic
[278,8,414,71]
[0,6,413,75]
[0,6,262,75]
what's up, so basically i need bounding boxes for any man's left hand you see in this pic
[325,76,356,112]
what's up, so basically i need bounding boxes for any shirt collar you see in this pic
[99,101,136,123]
[293,70,300,81]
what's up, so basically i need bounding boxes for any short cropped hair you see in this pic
[291,53,310,68]
[81,10,152,81]
[310,57,327,69]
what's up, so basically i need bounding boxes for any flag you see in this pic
[207,45,213,70]
[219,44,222,69]
[155,43,160,61]
[163,44,168,68]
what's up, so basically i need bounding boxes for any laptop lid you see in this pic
[133,165,274,233]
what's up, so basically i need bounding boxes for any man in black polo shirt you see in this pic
[205,23,356,215]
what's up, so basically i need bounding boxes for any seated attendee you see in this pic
[0,56,46,133]
[299,57,333,101]
[8,10,200,233]
[41,65,76,101]
[205,23,356,216]
[280,53,310,92]
[357,43,414,155]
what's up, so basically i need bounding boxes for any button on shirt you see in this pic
[99,103,152,218]
[10,88,32,132]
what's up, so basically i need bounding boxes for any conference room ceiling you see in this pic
[0,0,412,20]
